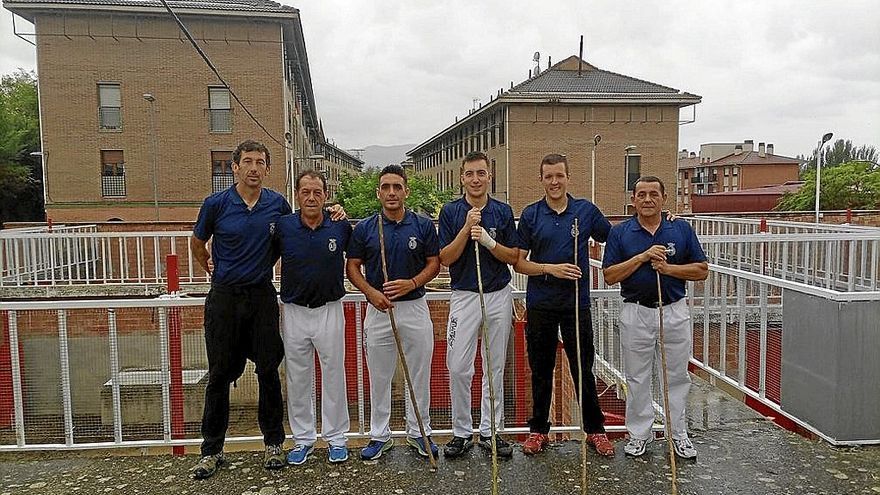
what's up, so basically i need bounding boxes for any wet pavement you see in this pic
[1,381,878,495]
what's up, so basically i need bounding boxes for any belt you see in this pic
[631,299,678,308]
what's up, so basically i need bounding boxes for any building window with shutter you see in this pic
[98,83,122,130]
[212,151,234,192]
[208,87,232,132]
[625,154,641,191]
[101,150,125,197]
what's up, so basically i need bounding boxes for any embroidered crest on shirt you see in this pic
[408,236,417,250]
[488,227,497,239]
[571,222,579,238]
[666,242,677,257]
[328,238,337,252]
[268,222,276,236]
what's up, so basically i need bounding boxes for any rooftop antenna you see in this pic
[578,35,584,77]
[533,51,541,75]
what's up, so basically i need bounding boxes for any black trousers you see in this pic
[526,307,606,434]
[200,283,285,456]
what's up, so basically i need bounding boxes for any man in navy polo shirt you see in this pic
[602,176,707,460]
[346,165,441,461]
[513,153,615,457]
[277,170,353,466]
[438,151,519,459]
[189,140,291,478]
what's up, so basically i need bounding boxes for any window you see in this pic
[101,150,125,197]
[98,83,121,130]
[625,155,641,191]
[212,151,234,192]
[491,159,496,194]
[208,87,232,132]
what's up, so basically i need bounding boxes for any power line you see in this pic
[157,0,293,151]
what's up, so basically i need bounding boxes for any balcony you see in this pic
[100,175,126,197]
[208,108,232,133]
[98,106,122,130]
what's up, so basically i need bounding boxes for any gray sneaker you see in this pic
[623,437,652,457]
[673,437,697,459]
[191,453,225,479]
[264,444,285,469]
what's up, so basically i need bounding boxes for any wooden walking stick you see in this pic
[377,216,437,469]
[573,218,588,495]
[656,268,678,495]
[474,240,500,495]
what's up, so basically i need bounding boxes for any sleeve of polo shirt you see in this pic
[340,221,354,253]
[684,222,708,263]
[515,205,534,251]
[347,221,366,260]
[281,197,293,216]
[601,226,623,268]
[437,203,456,248]
[423,216,440,257]
[497,204,517,246]
[589,204,611,244]
[192,196,216,241]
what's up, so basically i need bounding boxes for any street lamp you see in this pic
[590,134,601,205]
[625,145,637,213]
[143,93,159,221]
[814,132,833,223]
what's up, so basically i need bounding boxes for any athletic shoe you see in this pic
[264,444,285,469]
[623,437,652,457]
[443,436,474,458]
[191,453,225,479]
[328,445,349,463]
[587,433,615,457]
[673,437,697,459]
[406,436,439,458]
[286,444,313,465]
[361,439,393,460]
[478,434,514,458]
[521,433,549,455]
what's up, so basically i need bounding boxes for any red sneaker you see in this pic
[522,433,549,455]
[588,433,615,456]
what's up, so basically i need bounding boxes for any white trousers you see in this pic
[281,300,349,447]
[446,286,512,437]
[619,298,692,441]
[363,297,433,441]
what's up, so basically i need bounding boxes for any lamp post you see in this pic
[625,145,637,213]
[143,93,159,221]
[814,132,833,224]
[591,134,601,205]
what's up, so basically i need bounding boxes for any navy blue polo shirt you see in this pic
[193,186,292,288]
[602,216,707,305]
[515,195,611,311]
[276,211,352,307]
[348,210,439,302]
[439,196,515,293]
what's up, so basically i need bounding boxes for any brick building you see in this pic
[315,140,363,201]
[3,0,347,222]
[408,56,701,215]
[677,141,802,212]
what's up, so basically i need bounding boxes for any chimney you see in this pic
[744,139,754,151]
[734,144,743,156]
[767,143,774,156]
[690,152,696,158]
[758,142,766,157]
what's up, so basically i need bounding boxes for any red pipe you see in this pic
[166,254,184,456]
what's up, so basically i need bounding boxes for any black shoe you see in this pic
[479,434,513,458]
[443,436,474,458]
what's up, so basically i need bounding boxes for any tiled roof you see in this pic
[513,67,680,95]
[707,182,805,196]
[3,0,296,14]
[712,151,802,166]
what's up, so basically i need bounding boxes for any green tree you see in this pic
[0,69,42,223]
[802,139,878,173]
[336,168,457,219]
[777,161,880,211]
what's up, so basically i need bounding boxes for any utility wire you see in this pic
[157,0,293,151]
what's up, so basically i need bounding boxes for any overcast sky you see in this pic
[1,0,877,158]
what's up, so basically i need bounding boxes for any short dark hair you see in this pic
[540,153,568,175]
[633,175,666,195]
[233,140,270,165]
[378,164,407,184]
[295,169,327,192]
[461,151,489,172]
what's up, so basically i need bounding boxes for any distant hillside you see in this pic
[360,144,416,169]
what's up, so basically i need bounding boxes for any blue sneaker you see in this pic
[328,445,349,463]
[286,444,313,465]
[360,439,393,460]
[406,436,439,458]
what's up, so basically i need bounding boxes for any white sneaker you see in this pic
[624,437,652,457]
[673,437,697,459]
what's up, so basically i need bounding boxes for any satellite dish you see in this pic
[533,51,540,62]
